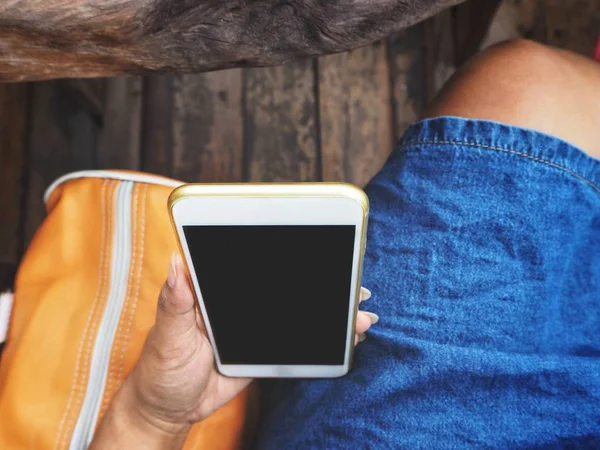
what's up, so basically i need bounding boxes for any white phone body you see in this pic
[169,183,369,378]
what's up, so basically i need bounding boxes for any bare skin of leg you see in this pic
[425,39,600,159]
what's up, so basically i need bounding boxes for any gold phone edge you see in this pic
[350,205,368,374]
[167,183,369,377]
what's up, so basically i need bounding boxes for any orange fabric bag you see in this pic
[0,171,256,449]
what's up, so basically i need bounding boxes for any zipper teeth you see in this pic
[69,181,134,450]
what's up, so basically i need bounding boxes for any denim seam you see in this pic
[399,140,600,196]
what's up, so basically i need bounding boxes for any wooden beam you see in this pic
[0,0,465,81]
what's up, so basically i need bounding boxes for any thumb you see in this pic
[155,253,198,340]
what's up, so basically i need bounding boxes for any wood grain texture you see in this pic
[24,81,98,246]
[452,0,502,66]
[98,77,143,170]
[544,0,600,56]
[424,9,455,101]
[0,83,28,269]
[141,71,243,182]
[0,0,464,81]
[480,0,599,56]
[141,76,174,177]
[480,0,542,49]
[388,24,427,142]
[244,60,318,182]
[62,79,106,121]
[171,70,243,182]
[319,42,392,187]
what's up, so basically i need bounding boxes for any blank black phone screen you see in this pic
[183,225,356,365]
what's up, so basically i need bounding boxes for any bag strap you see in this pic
[0,292,13,344]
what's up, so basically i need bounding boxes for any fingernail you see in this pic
[358,333,367,343]
[364,311,379,325]
[360,287,372,302]
[167,253,179,288]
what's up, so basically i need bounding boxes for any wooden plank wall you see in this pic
[1,0,599,292]
[480,0,600,54]
[0,84,28,289]
[244,61,318,182]
[320,42,393,187]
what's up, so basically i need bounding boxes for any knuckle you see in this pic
[158,284,176,312]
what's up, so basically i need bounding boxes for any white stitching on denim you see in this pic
[399,140,600,195]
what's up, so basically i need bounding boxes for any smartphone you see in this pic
[168,183,369,378]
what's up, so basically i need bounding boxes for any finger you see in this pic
[354,333,366,346]
[155,253,198,339]
[359,287,372,303]
[355,310,379,334]
[355,311,372,334]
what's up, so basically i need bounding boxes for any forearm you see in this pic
[90,379,190,450]
[0,0,462,81]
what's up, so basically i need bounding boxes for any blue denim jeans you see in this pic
[256,117,600,449]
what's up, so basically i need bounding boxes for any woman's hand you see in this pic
[91,253,377,448]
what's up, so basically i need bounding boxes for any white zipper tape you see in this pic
[44,170,181,448]
[69,181,134,450]
[0,291,14,344]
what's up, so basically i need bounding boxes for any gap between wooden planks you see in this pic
[1,22,432,274]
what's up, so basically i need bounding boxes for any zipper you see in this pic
[0,291,13,345]
[68,181,135,450]
[44,170,182,205]
[45,170,182,448]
